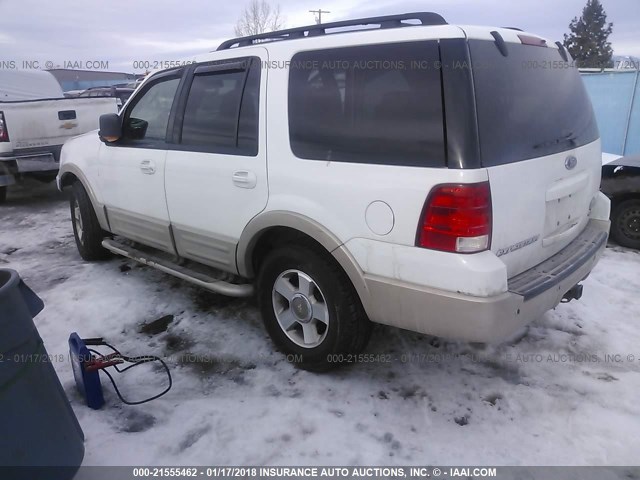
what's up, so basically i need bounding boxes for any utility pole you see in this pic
[309,8,330,24]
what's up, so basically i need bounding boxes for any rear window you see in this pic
[288,41,446,167]
[469,40,599,166]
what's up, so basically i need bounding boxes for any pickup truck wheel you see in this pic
[257,244,372,371]
[70,182,110,260]
[0,187,6,204]
[611,199,640,249]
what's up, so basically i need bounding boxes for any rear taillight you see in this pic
[416,182,492,253]
[0,112,8,142]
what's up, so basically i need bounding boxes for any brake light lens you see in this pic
[0,112,8,142]
[416,182,492,253]
[518,34,547,47]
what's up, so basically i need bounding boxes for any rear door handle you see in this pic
[232,170,257,189]
[140,159,156,175]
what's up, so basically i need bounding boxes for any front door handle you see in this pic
[232,170,257,189]
[140,159,156,175]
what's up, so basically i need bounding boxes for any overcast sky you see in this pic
[0,0,638,73]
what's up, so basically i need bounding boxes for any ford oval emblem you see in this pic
[565,156,578,170]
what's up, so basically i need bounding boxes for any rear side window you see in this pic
[288,42,445,167]
[182,70,245,147]
[469,40,599,166]
[180,57,260,155]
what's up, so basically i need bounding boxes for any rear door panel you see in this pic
[164,50,268,274]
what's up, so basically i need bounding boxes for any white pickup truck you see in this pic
[0,69,117,203]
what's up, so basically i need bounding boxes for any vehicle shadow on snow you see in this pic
[606,242,640,255]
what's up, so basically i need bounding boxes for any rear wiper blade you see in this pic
[533,131,576,149]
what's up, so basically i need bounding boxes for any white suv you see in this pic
[58,12,610,370]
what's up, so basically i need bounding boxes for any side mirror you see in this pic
[123,118,148,140]
[99,113,122,143]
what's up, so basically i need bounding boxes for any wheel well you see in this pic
[58,173,110,233]
[59,172,79,189]
[250,227,332,276]
[611,193,640,212]
[248,225,373,323]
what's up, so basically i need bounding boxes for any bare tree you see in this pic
[235,0,285,37]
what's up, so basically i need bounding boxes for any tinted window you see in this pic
[288,42,445,167]
[126,77,180,141]
[469,40,599,166]
[180,58,260,155]
[237,62,260,153]
[182,70,244,147]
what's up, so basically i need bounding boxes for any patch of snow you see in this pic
[1,182,639,466]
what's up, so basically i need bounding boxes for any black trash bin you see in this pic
[0,269,85,480]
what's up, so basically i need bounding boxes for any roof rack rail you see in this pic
[502,27,524,31]
[217,12,447,50]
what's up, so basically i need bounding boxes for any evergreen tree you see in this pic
[564,0,614,68]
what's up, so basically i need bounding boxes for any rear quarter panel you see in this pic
[263,26,474,247]
[260,26,510,296]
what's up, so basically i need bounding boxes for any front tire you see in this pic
[257,243,372,371]
[0,186,6,204]
[70,182,110,260]
[611,199,640,250]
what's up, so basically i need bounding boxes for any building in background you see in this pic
[581,68,640,156]
[47,69,139,92]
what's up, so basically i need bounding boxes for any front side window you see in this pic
[288,41,446,167]
[124,76,180,142]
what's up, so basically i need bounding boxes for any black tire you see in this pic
[257,242,372,371]
[70,182,110,260]
[0,186,6,204]
[611,199,640,250]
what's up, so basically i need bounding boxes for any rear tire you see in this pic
[257,242,372,371]
[0,187,6,204]
[611,199,640,250]
[70,182,110,260]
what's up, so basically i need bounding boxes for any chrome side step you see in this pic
[102,239,254,298]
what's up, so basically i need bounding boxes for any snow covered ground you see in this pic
[1,181,640,467]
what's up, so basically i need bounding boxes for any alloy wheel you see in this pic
[271,269,330,348]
